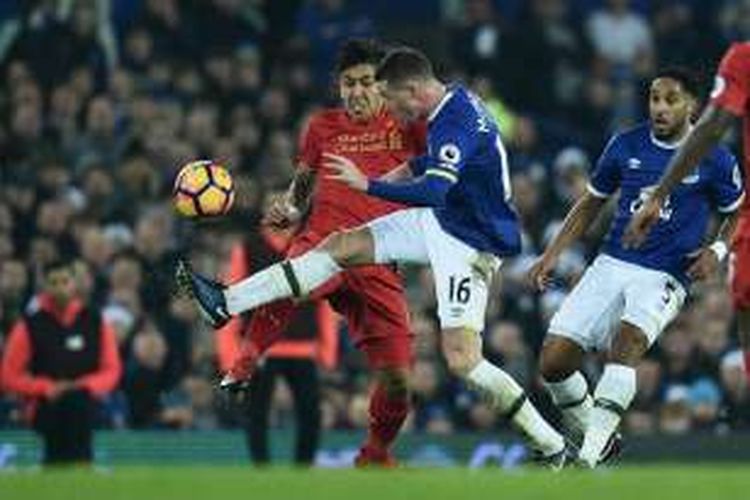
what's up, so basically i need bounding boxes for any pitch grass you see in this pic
[1,465,749,500]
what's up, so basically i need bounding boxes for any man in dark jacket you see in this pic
[1,259,121,465]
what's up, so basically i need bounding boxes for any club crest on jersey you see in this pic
[439,144,461,165]
[627,158,641,170]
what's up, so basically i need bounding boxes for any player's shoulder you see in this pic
[619,122,651,142]
[704,142,737,169]
[304,108,347,132]
[430,84,491,139]
[602,122,649,153]
[725,42,750,61]
[431,85,471,122]
[718,42,750,72]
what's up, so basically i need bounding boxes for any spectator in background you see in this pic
[122,323,171,428]
[295,0,374,92]
[1,259,29,333]
[0,259,121,465]
[586,0,653,73]
[508,0,590,117]
[450,0,509,88]
[3,0,113,92]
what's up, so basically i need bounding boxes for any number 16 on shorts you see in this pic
[448,275,472,304]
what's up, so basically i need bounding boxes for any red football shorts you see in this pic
[288,231,413,370]
[731,214,750,310]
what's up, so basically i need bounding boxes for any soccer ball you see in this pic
[173,160,235,217]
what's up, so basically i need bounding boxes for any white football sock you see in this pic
[544,371,592,440]
[579,363,636,467]
[224,250,342,315]
[468,360,564,456]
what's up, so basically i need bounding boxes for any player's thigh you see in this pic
[366,208,431,265]
[338,267,414,371]
[547,255,627,352]
[421,213,499,332]
[622,267,686,348]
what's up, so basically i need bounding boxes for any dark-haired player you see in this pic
[180,46,568,464]
[216,39,425,466]
[530,68,744,467]
[626,44,750,387]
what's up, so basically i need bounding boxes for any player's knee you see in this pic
[539,336,584,382]
[609,323,649,366]
[441,328,482,377]
[376,368,410,399]
[539,347,572,383]
[322,230,373,266]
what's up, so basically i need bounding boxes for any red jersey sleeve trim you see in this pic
[0,320,56,398]
[76,320,122,397]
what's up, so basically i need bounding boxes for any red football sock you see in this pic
[363,383,410,456]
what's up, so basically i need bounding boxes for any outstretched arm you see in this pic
[323,153,452,207]
[527,191,607,290]
[262,166,316,228]
[686,211,739,281]
[652,106,736,201]
[624,106,736,247]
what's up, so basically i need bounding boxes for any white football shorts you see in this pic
[548,254,686,351]
[368,208,500,332]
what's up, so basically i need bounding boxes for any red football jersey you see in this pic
[711,42,750,215]
[297,107,426,238]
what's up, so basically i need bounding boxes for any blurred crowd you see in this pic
[1,0,749,437]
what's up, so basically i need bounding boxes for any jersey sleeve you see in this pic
[710,43,750,117]
[421,119,476,185]
[588,134,623,198]
[709,148,745,213]
[296,116,322,169]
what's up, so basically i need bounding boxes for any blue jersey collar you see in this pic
[649,126,693,150]
[428,86,456,123]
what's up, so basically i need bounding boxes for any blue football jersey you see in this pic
[589,123,744,285]
[421,85,521,256]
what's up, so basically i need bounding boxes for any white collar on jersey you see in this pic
[650,126,694,150]
[428,88,455,123]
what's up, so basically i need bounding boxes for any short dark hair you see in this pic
[375,46,434,85]
[653,67,702,98]
[335,39,385,74]
[43,258,72,277]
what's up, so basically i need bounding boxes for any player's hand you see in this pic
[623,196,662,248]
[322,153,368,191]
[686,247,720,282]
[262,195,301,229]
[527,254,557,292]
[48,380,76,400]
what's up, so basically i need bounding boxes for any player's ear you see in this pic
[405,80,421,98]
